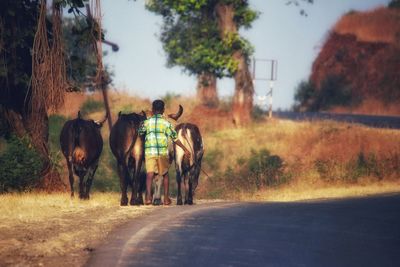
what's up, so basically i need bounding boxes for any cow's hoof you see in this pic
[137,196,144,205]
[120,198,128,206]
[177,199,183,205]
[187,199,193,205]
[130,198,141,206]
[153,198,162,206]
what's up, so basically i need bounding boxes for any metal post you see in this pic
[268,81,274,118]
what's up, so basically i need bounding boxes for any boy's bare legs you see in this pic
[145,172,154,205]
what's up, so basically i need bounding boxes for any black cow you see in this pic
[60,111,107,199]
[109,105,183,206]
[174,123,204,205]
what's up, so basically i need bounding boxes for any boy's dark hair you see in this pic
[152,99,165,114]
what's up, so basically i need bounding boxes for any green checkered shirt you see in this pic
[138,114,178,157]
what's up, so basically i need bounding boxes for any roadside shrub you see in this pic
[293,76,356,112]
[223,148,289,192]
[293,80,317,111]
[203,148,223,170]
[80,98,103,115]
[251,105,266,121]
[0,136,42,193]
[315,152,386,183]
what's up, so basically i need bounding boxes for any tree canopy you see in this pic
[146,0,258,79]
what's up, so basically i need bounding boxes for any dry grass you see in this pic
[234,180,400,202]
[0,192,156,266]
[199,118,400,199]
[334,7,400,44]
[330,98,400,116]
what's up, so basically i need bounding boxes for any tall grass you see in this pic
[198,119,400,199]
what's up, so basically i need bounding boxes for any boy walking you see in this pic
[139,100,190,205]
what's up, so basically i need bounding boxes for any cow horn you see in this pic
[168,105,183,121]
[78,110,82,119]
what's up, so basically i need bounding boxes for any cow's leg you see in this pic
[176,170,183,205]
[78,174,85,199]
[117,162,129,206]
[183,173,190,205]
[133,159,144,205]
[152,175,162,205]
[66,159,75,198]
[84,163,98,200]
[128,156,137,206]
[187,176,193,205]
[130,157,144,205]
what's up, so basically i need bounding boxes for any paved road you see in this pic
[275,111,400,129]
[87,194,400,267]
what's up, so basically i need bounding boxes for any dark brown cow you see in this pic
[109,105,183,206]
[60,111,107,199]
[109,111,146,206]
[174,123,204,205]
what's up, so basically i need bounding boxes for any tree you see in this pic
[0,0,91,191]
[147,1,235,107]
[146,0,257,116]
[214,0,257,125]
[389,0,400,8]
[63,16,113,92]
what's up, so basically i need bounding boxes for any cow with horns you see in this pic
[60,111,107,199]
[174,123,204,205]
[109,105,183,206]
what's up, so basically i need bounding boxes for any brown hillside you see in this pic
[310,7,400,114]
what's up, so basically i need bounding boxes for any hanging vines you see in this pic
[30,0,68,152]
[90,0,104,88]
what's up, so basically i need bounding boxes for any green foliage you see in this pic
[221,149,289,193]
[49,115,68,151]
[0,0,39,109]
[92,147,120,192]
[146,0,257,79]
[80,98,104,116]
[314,152,393,183]
[347,152,382,182]
[203,148,223,170]
[293,80,317,111]
[251,105,266,121]
[388,0,400,8]
[63,17,113,91]
[293,76,355,112]
[0,136,43,193]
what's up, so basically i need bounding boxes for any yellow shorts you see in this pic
[145,156,170,175]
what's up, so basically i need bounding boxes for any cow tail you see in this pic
[72,120,85,165]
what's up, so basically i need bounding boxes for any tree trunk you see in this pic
[25,108,65,191]
[215,3,254,126]
[197,73,219,107]
[232,51,254,126]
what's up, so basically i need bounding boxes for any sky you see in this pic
[101,0,390,110]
